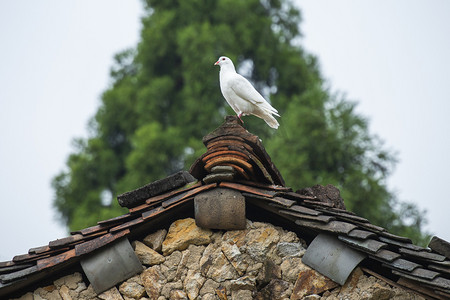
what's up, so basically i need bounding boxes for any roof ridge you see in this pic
[190,115,284,186]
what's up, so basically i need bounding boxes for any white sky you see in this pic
[0,1,449,261]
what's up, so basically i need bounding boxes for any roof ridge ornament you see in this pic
[190,115,285,186]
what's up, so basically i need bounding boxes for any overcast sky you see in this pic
[1,1,449,261]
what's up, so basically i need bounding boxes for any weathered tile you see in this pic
[429,236,450,259]
[0,261,14,268]
[428,263,450,275]
[433,276,450,290]
[0,265,39,283]
[371,249,401,262]
[97,213,133,226]
[338,236,387,254]
[145,181,202,205]
[243,193,296,208]
[36,249,77,271]
[295,219,357,234]
[347,229,376,240]
[75,230,129,256]
[352,222,386,233]
[141,206,165,220]
[315,208,370,223]
[202,150,248,164]
[397,277,443,299]
[203,172,234,183]
[379,236,425,252]
[162,183,216,208]
[289,205,322,216]
[244,149,276,184]
[302,199,334,208]
[279,209,335,223]
[0,263,34,274]
[410,267,440,280]
[399,247,446,262]
[387,258,421,272]
[426,259,450,268]
[72,224,108,236]
[279,191,316,201]
[219,182,276,197]
[49,234,84,248]
[109,217,145,233]
[235,180,291,192]
[393,270,450,290]
[28,245,51,255]
[117,171,196,208]
[378,231,412,243]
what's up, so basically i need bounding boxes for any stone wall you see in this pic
[15,218,424,300]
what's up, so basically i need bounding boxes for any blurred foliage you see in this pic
[52,0,430,245]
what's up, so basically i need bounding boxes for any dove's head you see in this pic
[214,56,233,67]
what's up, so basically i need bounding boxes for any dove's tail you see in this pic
[253,105,280,129]
[263,114,280,129]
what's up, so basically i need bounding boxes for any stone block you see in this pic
[194,188,246,230]
[98,287,124,300]
[118,276,146,298]
[162,218,213,256]
[140,265,166,300]
[143,229,167,252]
[133,241,165,266]
[291,268,338,300]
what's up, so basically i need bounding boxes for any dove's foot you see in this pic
[237,113,244,124]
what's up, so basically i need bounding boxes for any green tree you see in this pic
[52,0,429,244]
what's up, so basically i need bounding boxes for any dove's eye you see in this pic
[222,58,226,61]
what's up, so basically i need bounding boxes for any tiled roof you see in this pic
[1,116,450,299]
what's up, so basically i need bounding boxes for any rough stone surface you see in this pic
[199,279,220,295]
[254,279,292,300]
[160,281,183,298]
[221,242,249,276]
[143,229,167,253]
[162,218,213,255]
[54,272,83,290]
[133,241,165,266]
[34,285,62,300]
[169,289,188,300]
[339,267,364,295]
[98,287,124,300]
[201,244,238,282]
[291,267,339,299]
[59,285,72,300]
[140,265,166,300]
[183,270,205,299]
[322,272,425,300]
[14,219,425,300]
[118,275,146,298]
[280,257,308,282]
[231,289,253,300]
[277,242,305,258]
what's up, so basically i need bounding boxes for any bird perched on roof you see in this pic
[214,56,280,129]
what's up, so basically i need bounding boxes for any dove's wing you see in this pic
[229,74,266,105]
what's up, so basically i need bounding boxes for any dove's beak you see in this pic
[214,60,219,66]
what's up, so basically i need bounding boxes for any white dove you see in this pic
[214,56,280,129]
